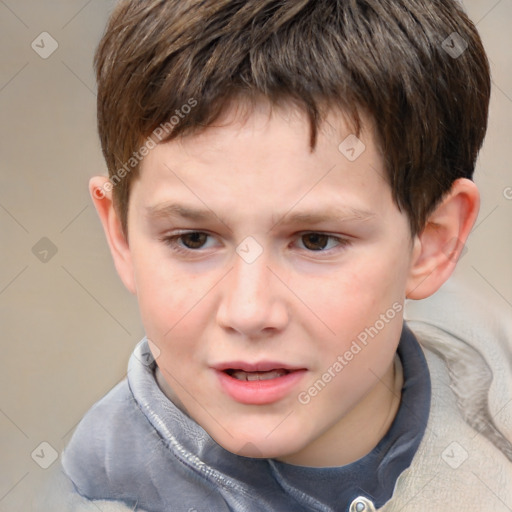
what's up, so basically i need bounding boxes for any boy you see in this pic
[38,0,512,510]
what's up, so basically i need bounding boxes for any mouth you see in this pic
[224,368,291,381]
[213,362,307,405]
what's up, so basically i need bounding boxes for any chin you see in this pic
[214,430,304,460]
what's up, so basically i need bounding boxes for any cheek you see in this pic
[131,248,207,339]
[348,238,411,301]
[300,247,408,352]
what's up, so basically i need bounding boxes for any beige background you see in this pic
[0,0,511,509]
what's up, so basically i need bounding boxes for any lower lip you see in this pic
[215,369,307,405]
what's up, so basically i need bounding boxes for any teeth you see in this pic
[230,369,288,381]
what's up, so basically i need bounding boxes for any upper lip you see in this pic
[212,361,306,372]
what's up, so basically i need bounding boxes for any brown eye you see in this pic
[180,232,208,249]
[301,233,329,251]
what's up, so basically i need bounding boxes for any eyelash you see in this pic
[160,231,352,256]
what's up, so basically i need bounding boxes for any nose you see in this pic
[216,248,289,338]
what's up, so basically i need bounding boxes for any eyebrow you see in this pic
[278,208,376,226]
[145,202,376,227]
[146,203,218,222]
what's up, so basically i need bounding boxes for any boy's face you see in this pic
[122,102,417,464]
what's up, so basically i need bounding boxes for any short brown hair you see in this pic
[94,0,490,236]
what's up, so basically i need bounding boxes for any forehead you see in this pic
[174,98,369,163]
[132,100,394,225]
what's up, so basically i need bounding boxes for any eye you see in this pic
[297,233,350,252]
[161,231,214,252]
[177,232,209,249]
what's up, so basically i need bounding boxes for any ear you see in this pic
[89,176,136,295]
[406,178,480,300]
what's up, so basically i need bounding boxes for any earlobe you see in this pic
[89,176,137,295]
[406,178,480,300]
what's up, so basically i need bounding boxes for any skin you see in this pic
[90,100,479,467]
